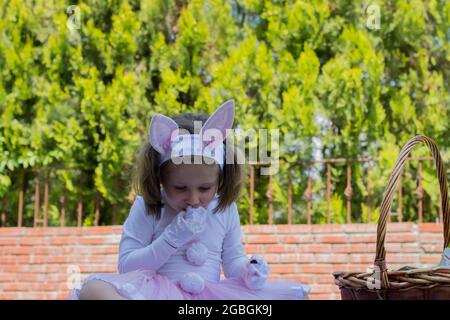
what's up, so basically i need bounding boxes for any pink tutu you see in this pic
[69,269,310,300]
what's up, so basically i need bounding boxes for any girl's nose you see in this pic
[186,192,201,208]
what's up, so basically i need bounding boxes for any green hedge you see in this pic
[0,0,448,226]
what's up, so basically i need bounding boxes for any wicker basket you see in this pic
[333,135,450,300]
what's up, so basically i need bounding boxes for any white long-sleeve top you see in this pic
[118,195,249,283]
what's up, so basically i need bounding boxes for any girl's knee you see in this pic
[79,280,117,300]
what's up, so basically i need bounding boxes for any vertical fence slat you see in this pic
[345,160,352,224]
[249,166,254,225]
[417,160,423,223]
[77,173,83,227]
[18,171,24,227]
[33,173,40,227]
[1,197,6,227]
[287,166,292,224]
[367,161,372,223]
[305,170,312,225]
[43,171,49,227]
[326,163,331,224]
[60,187,66,227]
[95,191,100,226]
[267,166,273,224]
[398,174,403,222]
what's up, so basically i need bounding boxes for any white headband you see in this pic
[149,100,235,170]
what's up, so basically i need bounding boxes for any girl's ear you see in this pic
[149,114,179,154]
[200,99,235,147]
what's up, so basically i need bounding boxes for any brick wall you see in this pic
[0,223,444,300]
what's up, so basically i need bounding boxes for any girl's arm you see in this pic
[221,202,249,278]
[118,197,177,273]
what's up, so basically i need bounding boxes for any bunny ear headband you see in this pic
[149,100,235,170]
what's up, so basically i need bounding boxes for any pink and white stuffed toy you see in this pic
[240,255,270,290]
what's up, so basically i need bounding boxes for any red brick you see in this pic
[420,255,440,264]
[310,292,340,300]
[316,234,348,244]
[77,237,118,245]
[27,228,62,236]
[298,244,332,253]
[0,246,34,255]
[400,243,422,253]
[385,254,420,264]
[298,264,334,274]
[421,244,442,253]
[386,223,415,232]
[76,254,118,264]
[0,283,33,291]
[384,243,402,252]
[264,244,296,253]
[0,292,21,300]
[349,234,377,243]
[419,234,444,243]
[282,274,315,284]
[0,256,17,264]
[0,238,18,245]
[0,227,28,236]
[279,253,315,263]
[279,235,314,243]
[309,284,340,294]
[78,264,117,273]
[244,235,278,244]
[311,225,346,233]
[48,237,79,245]
[79,226,117,235]
[332,243,367,253]
[275,225,312,234]
[315,253,349,264]
[243,244,266,253]
[270,264,298,274]
[18,237,48,246]
[334,264,370,272]
[386,233,418,243]
[75,246,118,255]
[341,224,378,233]
[418,223,442,233]
[316,274,335,284]
[0,274,17,282]
[349,254,374,264]
[264,254,281,263]
[242,225,277,234]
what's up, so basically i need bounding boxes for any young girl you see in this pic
[70,100,310,300]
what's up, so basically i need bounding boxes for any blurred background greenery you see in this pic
[0,0,448,226]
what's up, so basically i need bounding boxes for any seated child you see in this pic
[70,100,310,299]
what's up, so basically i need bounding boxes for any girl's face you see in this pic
[161,160,220,213]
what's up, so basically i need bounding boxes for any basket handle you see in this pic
[374,135,449,288]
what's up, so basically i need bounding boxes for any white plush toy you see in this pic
[240,255,270,290]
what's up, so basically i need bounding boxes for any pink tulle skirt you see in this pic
[69,269,310,300]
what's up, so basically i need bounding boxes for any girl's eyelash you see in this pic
[174,186,211,191]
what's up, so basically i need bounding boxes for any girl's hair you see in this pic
[132,112,244,218]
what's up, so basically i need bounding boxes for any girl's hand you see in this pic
[240,255,270,290]
[183,206,207,234]
[162,207,207,248]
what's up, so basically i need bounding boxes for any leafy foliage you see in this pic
[0,0,448,226]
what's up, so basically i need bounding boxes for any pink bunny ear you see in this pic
[200,99,235,148]
[149,114,179,154]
